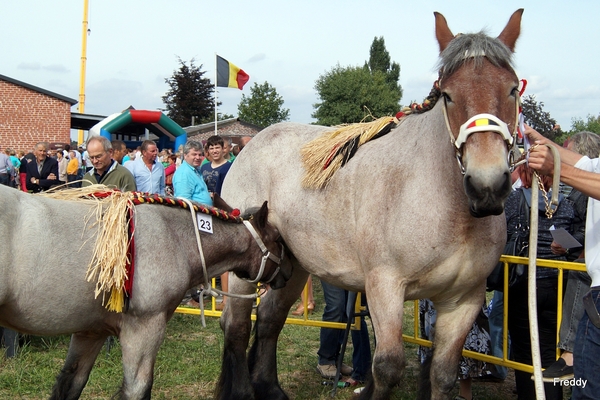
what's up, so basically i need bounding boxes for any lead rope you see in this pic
[528,144,561,400]
[179,198,260,327]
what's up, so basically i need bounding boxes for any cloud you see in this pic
[17,62,41,70]
[248,53,266,63]
[43,64,69,73]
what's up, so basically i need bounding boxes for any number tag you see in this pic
[196,214,213,234]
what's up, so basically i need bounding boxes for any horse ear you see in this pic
[497,9,524,52]
[212,193,233,212]
[434,11,455,53]
[255,201,269,230]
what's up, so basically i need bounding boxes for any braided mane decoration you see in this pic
[40,185,241,312]
[301,116,397,189]
[128,192,243,223]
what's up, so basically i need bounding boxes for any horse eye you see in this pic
[510,87,519,97]
[442,92,453,103]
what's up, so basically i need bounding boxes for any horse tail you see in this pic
[215,347,254,400]
[417,349,433,400]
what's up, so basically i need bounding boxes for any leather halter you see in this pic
[441,94,521,174]
[242,220,285,284]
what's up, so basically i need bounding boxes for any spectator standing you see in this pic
[56,150,68,185]
[125,140,165,195]
[66,150,80,187]
[0,146,14,186]
[526,125,600,400]
[200,135,232,309]
[82,136,136,192]
[25,142,59,192]
[540,131,600,383]
[506,162,574,400]
[317,282,371,386]
[164,154,177,196]
[200,135,232,197]
[173,141,212,205]
[19,150,35,192]
[110,140,128,165]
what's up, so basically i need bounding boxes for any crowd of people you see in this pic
[0,135,242,311]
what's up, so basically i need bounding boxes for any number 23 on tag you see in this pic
[196,214,213,234]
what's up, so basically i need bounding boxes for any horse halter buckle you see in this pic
[243,220,285,284]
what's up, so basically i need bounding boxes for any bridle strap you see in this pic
[441,87,522,174]
[242,220,284,284]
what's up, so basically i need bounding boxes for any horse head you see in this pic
[244,201,290,290]
[434,9,523,217]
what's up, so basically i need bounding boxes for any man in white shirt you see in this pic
[526,125,600,399]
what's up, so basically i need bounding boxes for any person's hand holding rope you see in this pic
[524,125,557,177]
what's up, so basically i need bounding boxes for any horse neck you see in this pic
[186,220,256,282]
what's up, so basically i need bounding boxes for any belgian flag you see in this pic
[216,55,249,90]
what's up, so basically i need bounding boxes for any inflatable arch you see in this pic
[96,110,187,150]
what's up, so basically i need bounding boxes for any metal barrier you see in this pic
[175,256,586,373]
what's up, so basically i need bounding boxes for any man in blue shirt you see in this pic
[173,141,212,206]
[200,135,231,196]
[125,140,165,195]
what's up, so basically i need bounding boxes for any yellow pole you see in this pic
[78,0,89,145]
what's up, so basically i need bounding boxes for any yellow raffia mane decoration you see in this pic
[301,116,396,189]
[41,184,133,312]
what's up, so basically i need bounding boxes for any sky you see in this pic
[3,0,600,137]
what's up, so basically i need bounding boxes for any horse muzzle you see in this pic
[464,169,512,217]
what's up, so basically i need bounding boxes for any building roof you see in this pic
[184,117,263,136]
[0,74,78,105]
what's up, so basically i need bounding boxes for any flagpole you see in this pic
[78,0,89,145]
[214,53,218,136]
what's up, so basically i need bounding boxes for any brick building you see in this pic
[0,74,77,153]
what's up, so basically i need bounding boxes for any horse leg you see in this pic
[216,276,257,400]
[247,264,309,400]
[50,332,107,400]
[425,300,482,400]
[358,277,406,400]
[118,315,167,400]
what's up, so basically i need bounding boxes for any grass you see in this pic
[0,280,529,399]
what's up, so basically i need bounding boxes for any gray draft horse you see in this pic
[0,185,288,399]
[216,9,524,400]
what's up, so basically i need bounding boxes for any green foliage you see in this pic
[313,37,403,126]
[162,58,215,127]
[367,36,402,96]
[521,94,561,142]
[312,65,401,126]
[570,114,600,135]
[237,81,290,128]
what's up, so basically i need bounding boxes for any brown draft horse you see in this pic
[216,9,523,400]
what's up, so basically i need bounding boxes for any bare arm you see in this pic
[525,125,600,201]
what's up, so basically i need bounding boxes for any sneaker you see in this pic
[317,363,353,379]
[541,358,574,382]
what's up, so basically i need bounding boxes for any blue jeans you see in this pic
[488,290,508,379]
[572,287,600,400]
[558,267,591,352]
[0,173,9,186]
[318,280,371,381]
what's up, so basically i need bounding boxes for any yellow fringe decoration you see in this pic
[41,184,133,312]
[301,116,395,189]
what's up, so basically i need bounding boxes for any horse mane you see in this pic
[399,31,515,118]
[437,31,515,79]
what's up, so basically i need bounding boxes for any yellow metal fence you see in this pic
[175,256,586,373]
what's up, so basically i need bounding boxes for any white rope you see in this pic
[528,144,561,399]
[179,198,262,326]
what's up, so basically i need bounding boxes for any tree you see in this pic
[570,114,600,135]
[312,65,401,126]
[366,36,402,97]
[162,58,214,127]
[237,81,290,128]
[521,94,561,142]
